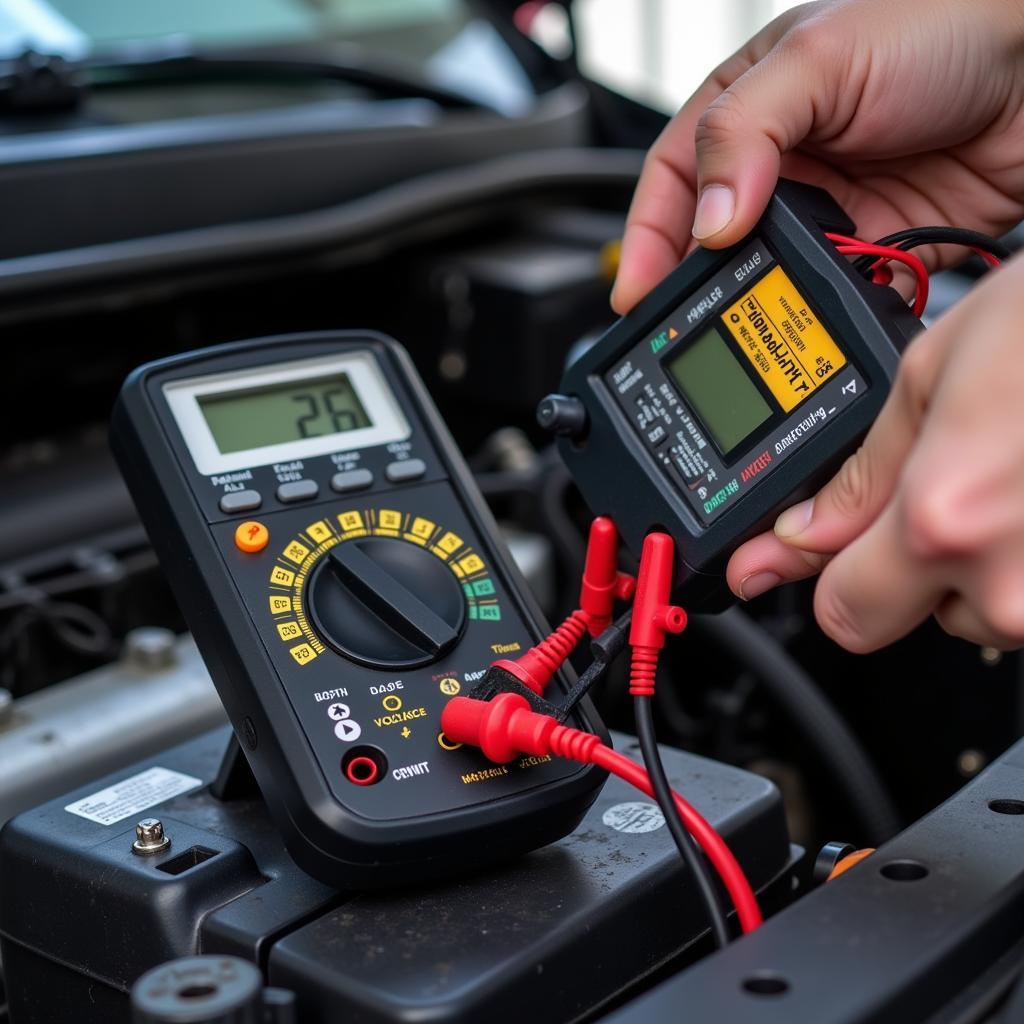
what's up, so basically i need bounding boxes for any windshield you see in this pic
[0,0,537,114]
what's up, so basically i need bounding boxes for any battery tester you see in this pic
[112,182,1007,946]
[537,181,1007,608]
[440,181,1007,943]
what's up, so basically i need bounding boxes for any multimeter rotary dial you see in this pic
[262,505,502,672]
[307,537,465,668]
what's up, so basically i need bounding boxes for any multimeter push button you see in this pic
[219,489,262,514]
[384,459,426,484]
[331,468,374,493]
[235,521,269,553]
[277,479,319,503]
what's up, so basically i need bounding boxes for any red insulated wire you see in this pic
[628,646,659,697]
[441,691,764,934]
[493,608,591,695]
[826,233,930,317]
[588,744,763,933]
[609,530,766,929]
[523,609,591,681]
[496,517,637,694]
[972,247,1001,268]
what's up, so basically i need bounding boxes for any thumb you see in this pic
[691,35,834,247]
[773,334,944,555]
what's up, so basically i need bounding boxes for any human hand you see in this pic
[611,0,1024,316]
[725,254,1024,652]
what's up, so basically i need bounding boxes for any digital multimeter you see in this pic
[544,181,924,608]
[112,332,605,887]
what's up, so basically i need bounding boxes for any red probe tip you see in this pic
[628,533,685,651]
[579,516,631,636]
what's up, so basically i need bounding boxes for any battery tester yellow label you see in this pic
[722,264,846,412]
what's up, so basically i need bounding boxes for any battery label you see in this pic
[722,265,846,412]
[64,767,202,825]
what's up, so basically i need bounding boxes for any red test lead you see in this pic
[440,691,762,934]
[491,517,634,695]
[628,532,686,698]
[579,516,636,636]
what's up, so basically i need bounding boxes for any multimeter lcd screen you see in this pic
[164,351,411,476]
[666,328,773,455]
[198,374,373,454]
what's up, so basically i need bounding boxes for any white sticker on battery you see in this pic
[63,767,202,825]
[602,801,665,834]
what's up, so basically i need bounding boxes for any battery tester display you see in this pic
[604,238,862,528]
[665,325,774,456]
[666,261,849,456]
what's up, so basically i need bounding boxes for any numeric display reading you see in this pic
[199,373,373,454]
[665,328,773,456]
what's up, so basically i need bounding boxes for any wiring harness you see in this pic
[441,517,763,944]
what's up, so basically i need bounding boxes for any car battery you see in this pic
[0,726,794,1024]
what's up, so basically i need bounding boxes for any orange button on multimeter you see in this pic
[235,521,269,553]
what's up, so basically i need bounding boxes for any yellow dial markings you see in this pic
[458,554,485,575]
[289,642,318,665]
[276,620,303,641]
[404,516,436,546]
[376,508,402,536]
[266,506,500,663]
[338,510,366,533]
[436,531,463,555]
[283,540,310,564]
[270,566,295,587]
[306,519,333,544]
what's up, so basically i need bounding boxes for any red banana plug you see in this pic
[628,533,686,697]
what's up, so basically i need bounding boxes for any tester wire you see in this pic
[826,233,930,316]
[633,694,733,946]
[827,227,1006,318]
[443,520,763,940]
[439,690,764,935]
[853,226,1009,270]
[590,734,763,934]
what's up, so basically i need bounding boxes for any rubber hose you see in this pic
[692,606,901,844]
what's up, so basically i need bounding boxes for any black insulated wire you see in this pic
[852,226,1011,274]
[633,695,732,948]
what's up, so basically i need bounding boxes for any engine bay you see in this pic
[1,5,1024,1020]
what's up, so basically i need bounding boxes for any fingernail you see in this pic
[775,498,815,540]
[692,185,735,240]
[739,572,782,601]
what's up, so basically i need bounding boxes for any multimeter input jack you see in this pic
[342,747,387,786]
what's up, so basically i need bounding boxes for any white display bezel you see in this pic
[163,351,411,476]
